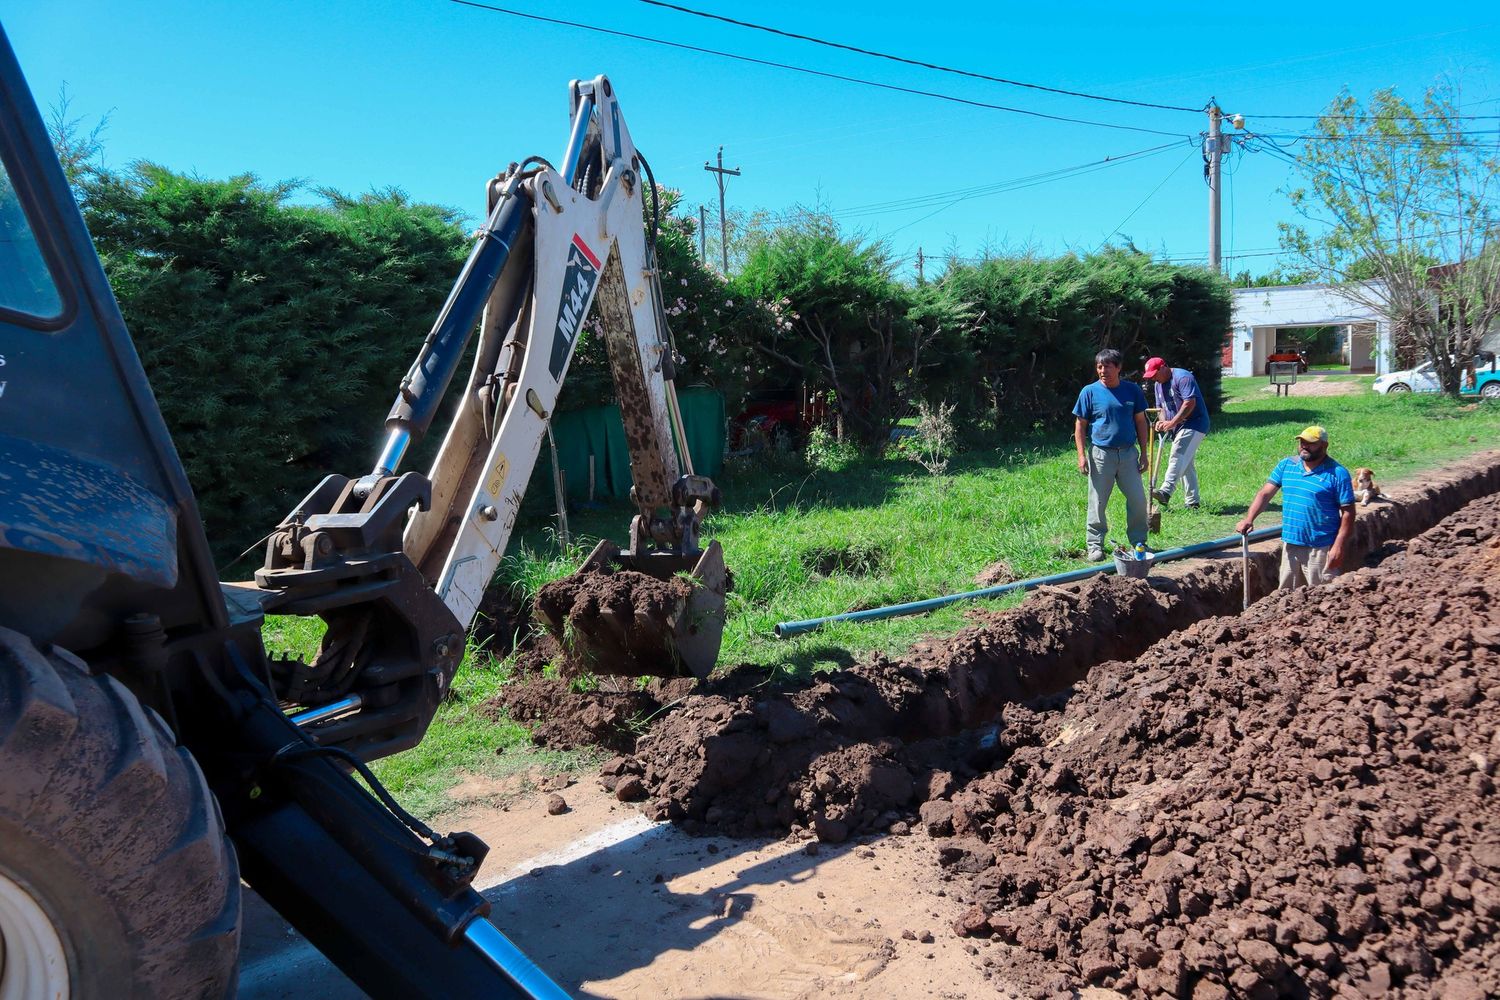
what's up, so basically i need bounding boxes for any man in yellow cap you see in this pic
[1236,426,1356,589]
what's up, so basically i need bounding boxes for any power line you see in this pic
[749,141,1185,231]
[1255,130,1500,147]
[1246,113,1500,122]
[448,1,1193,138]
[634,0,1204,114]
[1095,151,1197,252]
[829,141,1184,219]
[884,146,1189,235]
[1162,223,1486,264]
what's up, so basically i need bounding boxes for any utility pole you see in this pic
[915,247,925,283]
[1206,102,1223,273]
[1203,102,1243,273]
[698,205,708,263]
[703,146,740,274]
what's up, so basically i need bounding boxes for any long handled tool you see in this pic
[1241,532,1251,611]
[1147,419,1165,534]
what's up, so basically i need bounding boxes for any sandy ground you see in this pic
[1246,374,1370,398]
[240,776,1045,999]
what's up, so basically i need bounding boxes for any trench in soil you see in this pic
[496,453,1500,835]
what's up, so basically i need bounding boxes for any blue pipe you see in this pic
[773,526,1283,638]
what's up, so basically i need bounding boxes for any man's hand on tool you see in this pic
[1154,418,1174,434]
[1235,517,1254,535]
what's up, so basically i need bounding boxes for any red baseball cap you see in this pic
[1143,357,1167,378]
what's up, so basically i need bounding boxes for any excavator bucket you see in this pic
[533,540,728,680]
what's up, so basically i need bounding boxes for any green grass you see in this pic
[268,384,1499,817]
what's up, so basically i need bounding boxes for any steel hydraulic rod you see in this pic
[287,693,364,728]
[774,527,1284,638]
[465,918,574,999]
[561,95,595,186]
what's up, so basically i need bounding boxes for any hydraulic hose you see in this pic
[773,526,1283,638]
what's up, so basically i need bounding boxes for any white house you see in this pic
[1226,283,1392,377]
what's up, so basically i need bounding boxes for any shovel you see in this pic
[1241,532,1251,611]
[1146,422,1164,534]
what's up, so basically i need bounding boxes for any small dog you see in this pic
[1354,467,1383,506]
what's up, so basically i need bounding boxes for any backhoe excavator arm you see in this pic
[249,75,726,762]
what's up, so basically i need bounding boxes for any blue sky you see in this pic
[6,2,1497,279]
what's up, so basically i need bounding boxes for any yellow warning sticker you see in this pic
[486,456,510,496]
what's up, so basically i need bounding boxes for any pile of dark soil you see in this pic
[932,493,1500,998]
[619,566,1258,839]
[488,676,696,755]
[615,458,1500,846]
[533,562,694,678]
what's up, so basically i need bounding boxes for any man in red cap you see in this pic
[1236,425,1356,589]
[1142,356,1209,511]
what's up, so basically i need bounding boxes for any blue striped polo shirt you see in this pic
[1269,456,1355,548]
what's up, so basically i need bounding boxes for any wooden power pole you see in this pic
[703,146,741,274]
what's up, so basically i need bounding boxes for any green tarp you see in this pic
[548,387,724,500]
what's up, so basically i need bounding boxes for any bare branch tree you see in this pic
[1278,81,1500,394]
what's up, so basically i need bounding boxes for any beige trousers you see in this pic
[1279,543,1338,590]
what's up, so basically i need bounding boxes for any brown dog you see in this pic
[1354,467,1382,506]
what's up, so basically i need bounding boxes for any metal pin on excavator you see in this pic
[0,23,724,996]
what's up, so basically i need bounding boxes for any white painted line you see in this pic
[479,814,666,891]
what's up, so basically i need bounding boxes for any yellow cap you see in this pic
[1296,425,1328,443]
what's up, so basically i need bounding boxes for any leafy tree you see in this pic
[45,87,110,197]
[1231,265,1319,288]
[732,213,957,449]
[1280,83,1500,394]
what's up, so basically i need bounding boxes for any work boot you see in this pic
[1151,488,1171,506]
[1087,548,1107,563]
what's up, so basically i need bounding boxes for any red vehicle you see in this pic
[1265,349,1309,375]
[730,389,804,450]
[729,387,829,451]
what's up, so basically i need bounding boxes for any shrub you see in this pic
[936,249,1229,430]
[82,164,468,564]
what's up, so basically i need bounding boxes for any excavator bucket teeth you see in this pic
[534,540,727,680]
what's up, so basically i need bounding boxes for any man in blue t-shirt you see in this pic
[1236,425,1356,590]
[1072,348,1150,562]
[1142,356,1210,510]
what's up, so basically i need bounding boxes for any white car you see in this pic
[1372,355,1494,394]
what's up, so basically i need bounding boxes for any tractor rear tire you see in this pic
[0,626,240,999]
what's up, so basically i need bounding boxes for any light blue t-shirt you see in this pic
[1269,456,1354,548]
[1154,368,1210,434]
[1073,380,1147,449]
